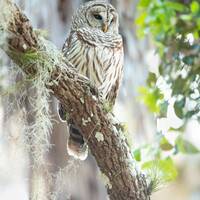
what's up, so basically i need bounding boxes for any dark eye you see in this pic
[111,18,114,23]
[93,14,102,20]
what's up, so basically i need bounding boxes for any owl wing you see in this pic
[106,58,123,108]
[106,72,122,107]
[57,34,73,122]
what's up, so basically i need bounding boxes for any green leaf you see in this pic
[133,148,141,161]
[197,18,200,30]
[142,158,178,182]
[136,12,147,26]
[138,86,163,113]
[135,11,148,37]
[185,109,200,119]
[175,136,200,154]
[159,101,169,118]
[147,72,157,87]
[174,97,186,119]
[160,136,174,151]
[172,76,186,95]
[169,125,186,132]
[191,1,200,14]
[165,2,186,12]
[180,14,192,21]
[182,56,194,65]
[138,0,151,8]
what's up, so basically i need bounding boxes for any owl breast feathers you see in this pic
[58,1,124,160]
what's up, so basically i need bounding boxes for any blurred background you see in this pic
[0,0,200,200]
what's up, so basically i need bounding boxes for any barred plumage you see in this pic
[58,1,124,160]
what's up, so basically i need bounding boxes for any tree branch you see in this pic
[0,1,150,199]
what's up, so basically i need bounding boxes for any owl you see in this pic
[58,0,124,160]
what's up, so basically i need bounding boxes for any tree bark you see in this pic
[0,1,150,200]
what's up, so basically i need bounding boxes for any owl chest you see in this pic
[66,39,114,87]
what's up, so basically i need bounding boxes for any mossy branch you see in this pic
[0,1,150,200]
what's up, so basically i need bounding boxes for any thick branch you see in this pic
[0,1,150,200]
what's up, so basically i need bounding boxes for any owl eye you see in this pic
[93,14,102,20]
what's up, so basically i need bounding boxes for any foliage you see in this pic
[133,131,199,192]
[142,158,178,191]
[135,0,200,191]
[136,0,200,121]
[138,84,163,113]
[133,137,178,192]
[175,135,199,154]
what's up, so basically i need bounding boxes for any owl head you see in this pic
[72,1,119,34]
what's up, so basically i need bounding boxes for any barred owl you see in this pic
[58,0,123,160]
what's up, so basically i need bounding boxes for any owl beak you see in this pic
[102,23,108,32]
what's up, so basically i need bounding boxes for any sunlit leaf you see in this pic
[139,0,151,8]
[165,2,186,12]
[133,148,141,161]
[175,136,200,154]
[138,86,163,113]
[160,136,174,151]
[142,158,178,182]
[136,12,147,26]
[190,1,200,14]
[180,14,192,21]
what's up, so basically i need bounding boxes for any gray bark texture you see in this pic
[0,1,151,200]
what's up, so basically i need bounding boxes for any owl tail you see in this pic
[67,123,88,161]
